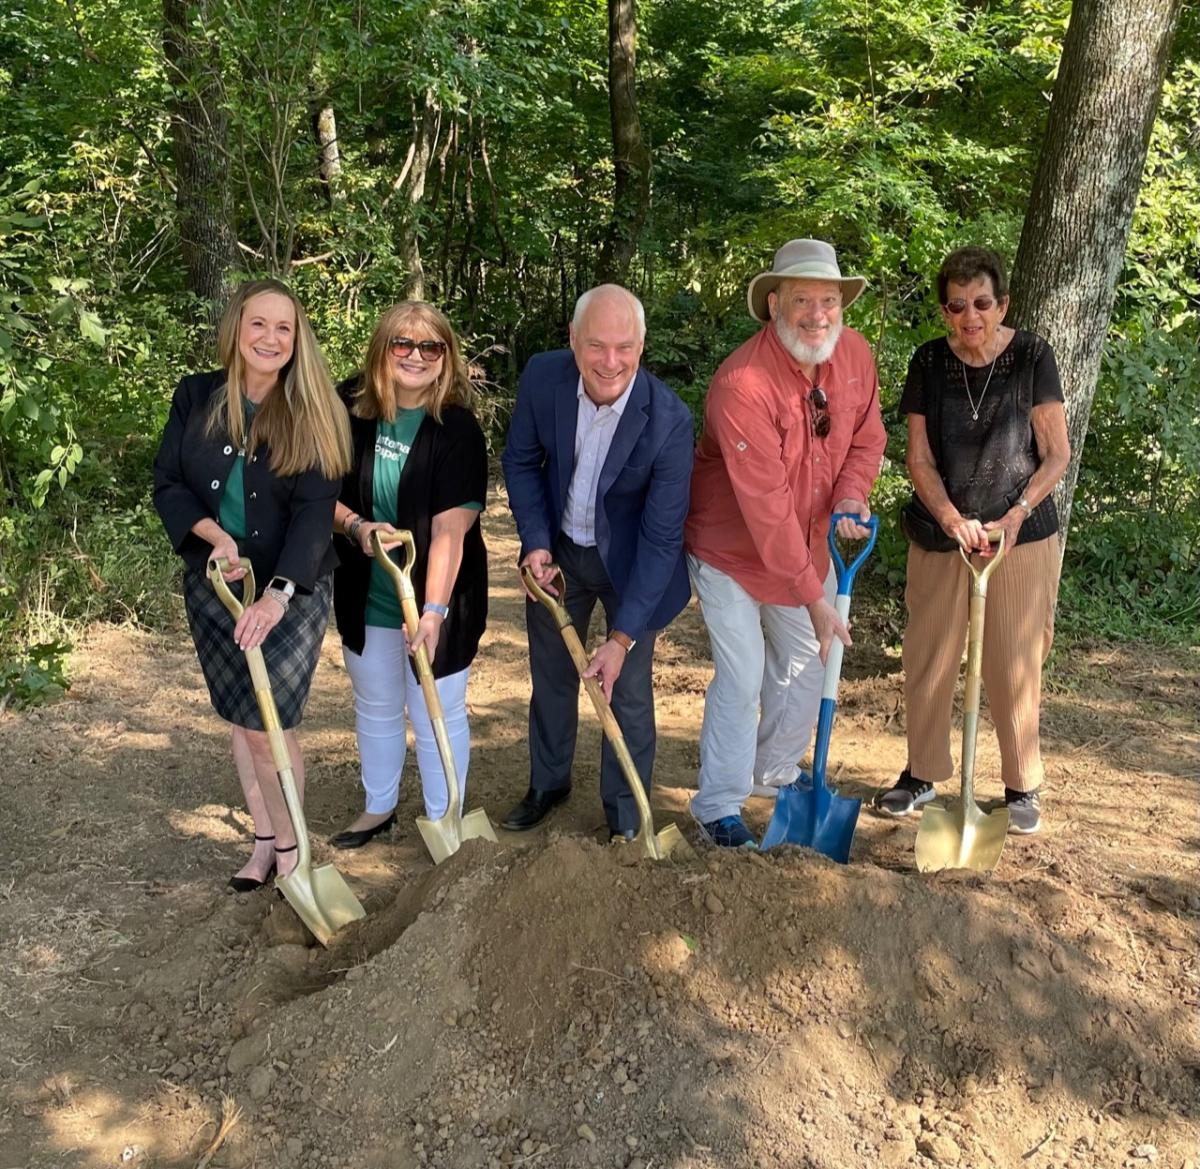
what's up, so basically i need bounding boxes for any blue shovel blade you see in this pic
[760,770,861,864]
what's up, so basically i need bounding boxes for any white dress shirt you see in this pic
[560,374,636,546]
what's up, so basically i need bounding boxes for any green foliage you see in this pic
[0,0,1196,705]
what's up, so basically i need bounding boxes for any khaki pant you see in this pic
[902,536,1060,793]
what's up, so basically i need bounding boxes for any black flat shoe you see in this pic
[227,834,276,893]
[500,786,571,831]
[328,813,397,850]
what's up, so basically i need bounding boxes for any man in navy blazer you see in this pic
[500,284,694,840]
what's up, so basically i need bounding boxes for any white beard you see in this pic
[774,317,843,366]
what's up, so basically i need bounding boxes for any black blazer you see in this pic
[333,378,488,678]
[153,370,341,593]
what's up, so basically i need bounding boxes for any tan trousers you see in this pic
[902,536,1060,793]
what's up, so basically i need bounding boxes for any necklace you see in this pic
[960,337,999,421]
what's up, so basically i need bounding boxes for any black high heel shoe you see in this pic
[227,834,276,893]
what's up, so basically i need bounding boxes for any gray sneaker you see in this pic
[1005,787,1041,835]
[874,770,935,817]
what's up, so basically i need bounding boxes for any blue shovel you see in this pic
[760,513,879,862]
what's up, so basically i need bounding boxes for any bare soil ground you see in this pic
[1,500,1197,1169]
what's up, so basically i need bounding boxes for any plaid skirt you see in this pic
[183,569,333,730]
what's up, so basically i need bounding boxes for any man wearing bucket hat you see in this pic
[685,239,886,848]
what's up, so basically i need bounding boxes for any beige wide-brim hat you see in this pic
[746,239,868,322]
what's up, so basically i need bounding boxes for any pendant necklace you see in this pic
[960,336,999,421]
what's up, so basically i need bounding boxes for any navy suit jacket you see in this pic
[501,349,694,640]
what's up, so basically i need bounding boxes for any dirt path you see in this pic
[1,501,1197,1169]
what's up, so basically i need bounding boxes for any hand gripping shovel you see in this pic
[372,529,498,864]
[760,514,879,863]
[207,559,366,945]
[915,530,1011,873]
[521,565,695,862]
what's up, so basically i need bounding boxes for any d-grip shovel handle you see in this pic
[960,527,1006,590]
[520,565,572,634]
[208,557,257,614]
[828,513,879,597]
[372,528,417,588]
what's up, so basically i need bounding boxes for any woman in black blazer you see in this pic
[328,301,488,848]
[154,279,351,889]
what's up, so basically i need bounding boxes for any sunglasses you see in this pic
[808,386,831,438]
[389,337,447,361]
[942,296,1003,315]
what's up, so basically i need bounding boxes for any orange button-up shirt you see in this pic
[685,323,886,606]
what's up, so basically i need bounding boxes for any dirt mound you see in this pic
[93,831,1185,1169]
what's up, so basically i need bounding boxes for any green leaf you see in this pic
[79,309,108,346]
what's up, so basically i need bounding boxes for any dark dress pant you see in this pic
[525,534,657,833]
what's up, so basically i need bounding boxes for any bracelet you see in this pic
[1016,496,1033,515]
[423,601,449,619]
[264,586,291,613]
[346,516,364,543]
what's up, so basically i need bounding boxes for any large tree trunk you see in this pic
[162,0,236,324]
[397,91,442,301]
[597,0,651,286]
[312,103,342,204]
[1008,0,1182,549]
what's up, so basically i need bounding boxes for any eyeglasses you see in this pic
[942,296,1001,315]
[808,386,830,438]
[389,337,447,361]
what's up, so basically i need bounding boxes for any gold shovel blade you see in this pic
[416,807,499,866]
[915,800,1010,873]
[638,822,694,862]
[276,862,367,946]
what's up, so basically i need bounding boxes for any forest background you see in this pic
[0,0,1197,708]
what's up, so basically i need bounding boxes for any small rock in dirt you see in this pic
[263,905,312,947]
[227,1032,269,1075]
[705,892,724,915]
[1130,1145,1158,1162]
[917,1133,961,1165]
[286,1138,303,1156]
[1050,947,1068,973]
[520,1138,535,1155]
[577,1124,597,1143]
[345,966,366,983]
[247,1064,276,1101]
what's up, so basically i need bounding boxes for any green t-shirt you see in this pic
[364,407,487,632]
[366,408,427,629]
[217,400,257,540]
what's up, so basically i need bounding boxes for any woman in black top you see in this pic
[328,301,488,848]
[154,279,351,888]
[876,247,1070,834]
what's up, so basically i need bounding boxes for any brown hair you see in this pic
[936,246,1010,306]
[352,301,473,424]
[209,279,351,479]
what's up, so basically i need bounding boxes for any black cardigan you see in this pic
[333,378,488,678]
[153,370,341,593]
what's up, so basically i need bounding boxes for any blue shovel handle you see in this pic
[810,513,879,787]
[828,513,880,598]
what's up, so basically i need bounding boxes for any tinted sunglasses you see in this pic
[808,386,830,438]
[389,337,447,361]
[942,296,1002,314]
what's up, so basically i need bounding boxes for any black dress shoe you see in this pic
[227,834,276,892]
[500,787,571,831]
[609,828,637,843]
[329,813,397,850]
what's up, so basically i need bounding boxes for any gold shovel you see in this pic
[521,565,694,862]
[915,530,1011,873]
[207,559,366,945]
[372,530,498,864]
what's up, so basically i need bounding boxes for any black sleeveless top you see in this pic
[900,330,1063,544]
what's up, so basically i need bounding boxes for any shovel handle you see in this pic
[207,557,257,615]
[206,557,312,871]
[520,565,571,631]
[959,528,1006,592]
[372,529,417,596]
[828,514,879,597]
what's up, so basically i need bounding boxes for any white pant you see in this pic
[688,555,836,824]
[342,625,471,820]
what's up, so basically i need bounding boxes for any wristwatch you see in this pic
[269,576,296,599]
[610,630,636,654]
[1016,496,1032,515]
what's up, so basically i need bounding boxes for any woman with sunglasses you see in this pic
[329,301,488,848]
[876,246,1070,835]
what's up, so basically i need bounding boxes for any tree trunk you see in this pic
[162,0,236,324]
[1008,0,1182,549]
[398,91,441,301]
[312,103,342,204]
[597,0,651,286]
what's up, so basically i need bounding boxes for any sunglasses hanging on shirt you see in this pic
[808,383,831,439]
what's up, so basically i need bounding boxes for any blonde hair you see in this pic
[352,301,473,424]
[209,279,351,479]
